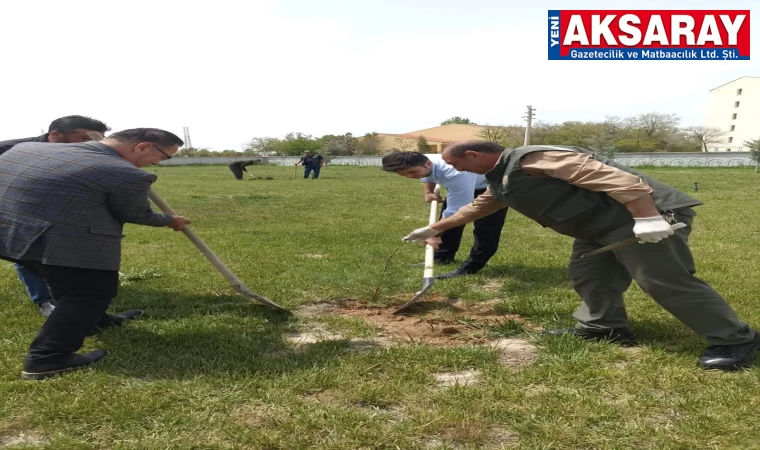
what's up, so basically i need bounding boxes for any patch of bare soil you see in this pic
[0,431,47,448]
[293,298,541,368]
[479,279,504,293]
[297,297,535,347]
[424,424,519,449]
[433,369,482,388]
[488,339,540,367]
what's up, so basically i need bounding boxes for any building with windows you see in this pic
[705,76,760,151]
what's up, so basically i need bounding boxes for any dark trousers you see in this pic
[434,189,508,271]
[11,260,119,363]
[304,165,321,179]
[567,208,754,346]
[228,164,244,180]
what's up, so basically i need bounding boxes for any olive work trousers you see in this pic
[568,208,755,346]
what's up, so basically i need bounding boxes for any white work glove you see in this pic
[402,226,441,243]
[632,216,674,243]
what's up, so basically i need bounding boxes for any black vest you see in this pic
[485,145,702,241]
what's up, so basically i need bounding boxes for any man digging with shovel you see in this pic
[382,151,509,279]
[402,141,760,371]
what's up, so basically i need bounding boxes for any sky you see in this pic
[1,0,757,150]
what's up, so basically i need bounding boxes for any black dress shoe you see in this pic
[435,267,480,280]
[37,301,56,317]
[90,309,144,335]
[543,327,638,346]
[21,350,109,380]
[698,334,760,371]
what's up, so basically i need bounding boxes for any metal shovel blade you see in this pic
[393,277,435,314]
[231,283,290,313]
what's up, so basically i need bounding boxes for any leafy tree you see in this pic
[218,150,244,157]
[248,137,281,155]
[321,133,357,156]
[744,138,760,173]
[175,147,215,157]
[478,125,523,147]
[637,112,680,138]
[356,132,382,155]
[417,135,430,153]
[273,132,322,156]
[441,116,476,125]
[553,121,603,147]
[586,117,624,157]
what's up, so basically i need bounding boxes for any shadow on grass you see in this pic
[112,284,294,322]
[531,316,760,368]
[476,263,570,290]
[93,286,355,380]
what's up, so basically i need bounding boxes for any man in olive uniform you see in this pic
[402,141,759,371]
[228,159,261,180]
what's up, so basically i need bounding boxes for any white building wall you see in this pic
[706,76,760,152]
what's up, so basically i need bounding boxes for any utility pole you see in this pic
[523,105,536,146]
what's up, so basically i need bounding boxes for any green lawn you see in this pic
[1,165,759,450]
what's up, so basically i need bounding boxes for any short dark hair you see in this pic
[49,115,110,133]
[446,140,505,157]
[109,128,184,148]
[381,151,430,172]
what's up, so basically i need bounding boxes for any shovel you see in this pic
[85,131,289,312]
[580,222,688,258]
[148,190,289,312]
[393,184,442,314]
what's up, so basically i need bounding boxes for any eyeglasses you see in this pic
[151,144,173,160]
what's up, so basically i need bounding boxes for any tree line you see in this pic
[175,113,760,159]
[462,113,742,155]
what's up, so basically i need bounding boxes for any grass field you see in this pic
[1,164,759,450]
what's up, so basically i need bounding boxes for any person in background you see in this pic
[295,151,324,179]
[228,159,261,180]
[0,115,110,317]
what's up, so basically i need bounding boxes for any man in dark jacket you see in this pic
[228,159,261,179]
[0,115,110,317]
[0,128,191,379]
[403,141,759,371]
[295,151,324,179]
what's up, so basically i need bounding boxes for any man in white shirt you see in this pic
[382,151,509,279]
